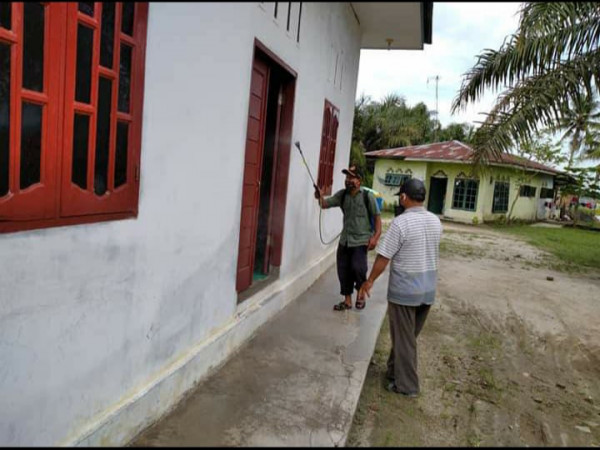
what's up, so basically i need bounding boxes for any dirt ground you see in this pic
[347,221,600,447]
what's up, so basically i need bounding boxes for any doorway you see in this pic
[428,177,447,215]
[236,41,296,296]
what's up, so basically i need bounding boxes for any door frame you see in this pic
[427,175,447,215]
[235,39,296,295]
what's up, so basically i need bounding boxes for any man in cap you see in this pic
[359,178,442,397]
[314,165,381,311]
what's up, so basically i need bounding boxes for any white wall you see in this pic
[0,3,361,446]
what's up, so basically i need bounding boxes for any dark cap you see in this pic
[395,178,426,202]
[342,165,362,180]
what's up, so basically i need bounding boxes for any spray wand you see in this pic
[294,141,342,245]
[294,141,319,192]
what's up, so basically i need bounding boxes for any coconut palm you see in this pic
[451,2,600,167]
[558,92,600,167]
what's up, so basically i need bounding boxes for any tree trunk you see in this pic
[507,189,520,224]
[567,132,580,168]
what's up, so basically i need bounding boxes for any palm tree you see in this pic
[558,92,600,167]
[451,2,600,167]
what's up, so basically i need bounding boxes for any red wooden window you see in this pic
[316,100,339,196]
[0,2,148,233]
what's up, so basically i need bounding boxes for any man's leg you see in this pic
[414,304,431,338]
[386,305,395,381]
[387,302,420,395]
[350,245,368,304]
[336,244,353,307]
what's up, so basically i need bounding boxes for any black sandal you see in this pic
[333,301,352,311]
[355,299,366,310]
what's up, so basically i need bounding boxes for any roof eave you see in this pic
[369,155,558,175]
[422,2,433,45]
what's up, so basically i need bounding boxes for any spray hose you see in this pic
[294,141,342,246]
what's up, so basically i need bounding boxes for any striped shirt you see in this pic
[376,206,442,306]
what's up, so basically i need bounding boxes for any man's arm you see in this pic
[315,187,343,209]
[358,253,390,299]
[367,193,381,250]
[314,187,329,209]
[367,214,381,250]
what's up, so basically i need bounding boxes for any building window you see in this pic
[384,173,411,187]
[452,178,478,211]
[519,185,537,197]
[0,3,148,233]
[316,100,339,196]
[492,181,509,213]
[540,187,554,198]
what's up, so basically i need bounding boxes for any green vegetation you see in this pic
[350,93,474,187]
[466,432,483,447]
[493,224,600,269]
[452,3,600,170]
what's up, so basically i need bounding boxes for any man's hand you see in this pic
[314,186,322,200]
[358,280,373,300]
[367,236,378,251]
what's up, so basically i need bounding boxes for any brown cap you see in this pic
[342,165,363,180]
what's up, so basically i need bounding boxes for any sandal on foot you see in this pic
[355,299,366,310]
[333,301,352,311]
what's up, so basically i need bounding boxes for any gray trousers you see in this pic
[386,302,431,394]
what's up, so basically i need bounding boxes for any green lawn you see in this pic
[492,224,600,270]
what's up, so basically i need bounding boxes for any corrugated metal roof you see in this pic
[364,140,560,174]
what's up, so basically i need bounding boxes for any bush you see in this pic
[495,215,507,225]
[572,206,595,223]
[382,200,397,213]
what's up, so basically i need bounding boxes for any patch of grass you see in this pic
[467,334,501,354]
[517,335,534,357]
[382,431,396,446]
[477,367,502,392]
[440,239,487,258]
[491,224,600,270]
[466,432,482,447]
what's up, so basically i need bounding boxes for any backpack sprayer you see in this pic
[294,141,342,245]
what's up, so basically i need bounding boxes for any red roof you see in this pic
[364,140,560,174]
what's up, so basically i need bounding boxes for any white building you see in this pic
[0,2,432,446]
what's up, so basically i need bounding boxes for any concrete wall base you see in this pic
[60,248,336,447]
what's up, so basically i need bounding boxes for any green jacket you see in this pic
[324,188,380,247]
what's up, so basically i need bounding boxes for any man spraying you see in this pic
[359,178,442,397]
[314,165,382,311]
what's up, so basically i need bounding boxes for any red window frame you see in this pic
[316,99,339,196]
[0,2,148,234]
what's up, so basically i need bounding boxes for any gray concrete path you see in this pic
[130,260,389,447]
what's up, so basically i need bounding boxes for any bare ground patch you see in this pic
[348,223,600,447]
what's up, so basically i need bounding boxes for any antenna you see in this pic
[427,75,440,142]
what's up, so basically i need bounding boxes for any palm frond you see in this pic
[452,3,600,114]
[466,50,600,167]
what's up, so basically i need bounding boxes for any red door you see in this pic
[236,56,270,292]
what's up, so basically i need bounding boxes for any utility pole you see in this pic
[427,75,440,142]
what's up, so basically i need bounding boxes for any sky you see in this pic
[355,2,522,128]
[355,2,599,170]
